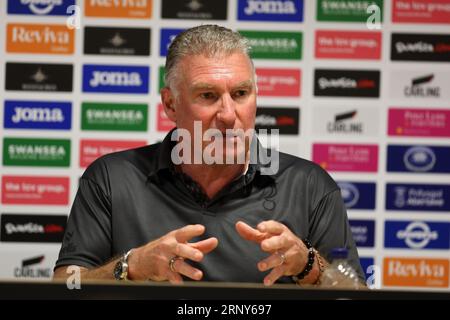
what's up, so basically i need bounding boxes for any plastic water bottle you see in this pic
[320,248,361,289]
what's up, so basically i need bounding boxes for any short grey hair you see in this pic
[164,25,253,93]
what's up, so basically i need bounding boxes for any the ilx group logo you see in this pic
[255,68,301,97]
[391,33,450,62]
[4,100,71,130]
[386,183,450,212]
[7,0,75,16]
[337,182,376,210]
[157,104,176,132]
[392,0,450,24]
[82,65,149,94]
[238,0,304,22]
[314,69,380,98]
[387,145,450,173]
[1,214,66,243]
[162,0,227,20]
[385,220,450,249]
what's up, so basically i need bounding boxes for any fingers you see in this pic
[235,221,267,243]
[257,220,284,235]
[260,234,288,252]
[170,258,203,281]
[258,252,286,272]
[264,265,285,286]
[189,237,218,254]
[174,243,204,262]
[166,269,183,284]
[175,224,205,243]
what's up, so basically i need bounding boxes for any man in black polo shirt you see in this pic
[54,25,364,285]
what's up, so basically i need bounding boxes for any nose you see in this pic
[217,93,236,128]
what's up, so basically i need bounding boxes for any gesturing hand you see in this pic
[235,220,309,286]
[128,224,218,284]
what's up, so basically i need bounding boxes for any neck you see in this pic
[179,163,246,199]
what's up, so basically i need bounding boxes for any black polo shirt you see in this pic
[55,132,365,283]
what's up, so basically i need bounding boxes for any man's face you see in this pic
[162,52,257,164]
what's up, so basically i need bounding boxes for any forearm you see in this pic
[53,258,119,281]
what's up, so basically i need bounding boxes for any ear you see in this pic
[160,87,177,122]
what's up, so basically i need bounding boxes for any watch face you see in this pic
[114,261,124,280]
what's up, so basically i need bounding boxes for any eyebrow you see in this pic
[190,80,254,92]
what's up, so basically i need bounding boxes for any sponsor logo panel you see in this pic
[388,108,450,137]
[81,102,148,131]
[317,0,384,22]
[255,107,299,135]
[5,62,73,92]
[384,220,450,249]
[312,106,379,137]
[392,0,450,24]
[82,65,149,94]
[315,30,381,60]
[238,0,304,22]
[4,100,71,130]
[314,69,380,98]
[3,138,70,167]
[360,257,375,281]
[387,145,450,173]
[157,104,176,132]
[7,0,75,16]
[84,26,150,56]
[7,23,74,54]
[313,144,378,172]
[384,257,449,288]
[349,219,375,247]
[79,139,147,168]
[391,33,450,62]
[162,0,227,20]
[1,214,66,243]
[239,30,302,60]
[1,176,69,205]
[255,68,300,97]
[389,71,450,100]
[337,181,376,210]
[386,183,450,212]
[160,28,185,57]
[85,0,152,18]
[0,249,60,280]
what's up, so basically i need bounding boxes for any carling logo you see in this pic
[81,102,147,132]
[4,100,71,130]
[82,65,149,94]
[7,0,75,16]
[255,68,300,97]
[391,33,450,62]
[157,104,176,132]
[13,255,52,279]
[317,0,384,22]
[84,27,150,56]
[3,138,70,167]
[315,30,381,60]
[387,145,450,173]
[162,0,227,20]
[349,219,375,247]
[80,139,147,168]
[314,69,380,98]
[386,183,450,212]
[392,0,450,24]
[5,62,73,92]
[160,28,184,57]
[255,107,299,135]
[238,0,304,22]
[239,30,302,60]
[1,214,66,243]
[1,176,69,205]
[384,257,449,288]
[337,181,376,210]
[385,220,450,249]
[313,105,379,137]
[313,144,378,172]
[85,0,152,18]
[7,23,74,54]
[388,108,450,137]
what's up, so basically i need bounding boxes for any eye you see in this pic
[233,90,248,99]
[200,92,216,100]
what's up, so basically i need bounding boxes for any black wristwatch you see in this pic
[113,249,133,280]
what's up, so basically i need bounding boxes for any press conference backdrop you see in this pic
[0,0,449,291]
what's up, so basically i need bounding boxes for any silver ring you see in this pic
[169,256,184,273]
[277,252,286,266]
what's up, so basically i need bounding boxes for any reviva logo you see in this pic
[1,176,69,205]
[85,0,152,18]
[80,139,147,168]
[255,68,301,97]
[7,23,74,54]
[384,257,449,288]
